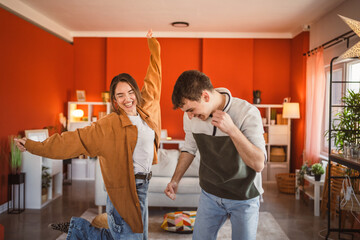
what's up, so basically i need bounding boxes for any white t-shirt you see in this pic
[128,114,155,174]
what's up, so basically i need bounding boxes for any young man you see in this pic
[164,70,267,240]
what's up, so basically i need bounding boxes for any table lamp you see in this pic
[283,102,300,119]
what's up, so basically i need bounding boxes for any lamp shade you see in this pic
[72,109,84,118]
[283,102,300,119]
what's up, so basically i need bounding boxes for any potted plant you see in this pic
[328,89,360,153]
[311,163,325,181]
[9,135,22,175]
[269,109,277,125]
[296,162,309,191]
[42,166,51,203]
[8,136,26,186]
[253,90,261,104]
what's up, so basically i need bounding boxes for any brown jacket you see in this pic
[25,38,161,233]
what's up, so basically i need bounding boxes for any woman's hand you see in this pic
[14,137,27,152]
[146,29,153,38]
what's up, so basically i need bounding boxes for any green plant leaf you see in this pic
[329,90,360,151]
[9,135,22,173]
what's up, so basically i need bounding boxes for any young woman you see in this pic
[15,30,161,240]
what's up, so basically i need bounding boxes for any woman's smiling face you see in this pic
[114,81,138,116]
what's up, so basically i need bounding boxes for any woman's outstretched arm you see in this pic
[141,29,162,135]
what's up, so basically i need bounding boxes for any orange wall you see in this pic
[203,39,254,102]
[105,38,202,139]
[106,38,150,89]
[290,31,309,172]
[253,39,291,104]
[159,38,202,138]
[103,38,292,138]
[74,38,107,102]
[0,8,74,204]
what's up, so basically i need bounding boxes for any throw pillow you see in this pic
[161,211,196,233]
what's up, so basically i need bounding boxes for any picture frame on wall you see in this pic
[76,90,86,102]
[25,129,49,142]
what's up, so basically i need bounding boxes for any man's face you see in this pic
[180,94,212,121]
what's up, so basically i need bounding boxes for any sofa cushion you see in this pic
[161,211,196,233]
[151,149,179,177]
[152,149,200,177]
[149,176,201,194]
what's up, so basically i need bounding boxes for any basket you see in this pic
[270,147,286,162]
[275,173,296,194]
[271,155,286,162]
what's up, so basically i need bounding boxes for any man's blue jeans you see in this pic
[193,189,260,240]
[66,178,149,240]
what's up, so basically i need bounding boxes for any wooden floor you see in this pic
[0,180,339,240]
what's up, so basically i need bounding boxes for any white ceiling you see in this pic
[0,0,346,42]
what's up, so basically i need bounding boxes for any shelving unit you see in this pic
[67,101,111,180]
[326,56,360,238]
[21,152,62,209]
[67,101,111,131]
[254,104,291,182]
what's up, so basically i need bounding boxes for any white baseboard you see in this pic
[0,202,9,214]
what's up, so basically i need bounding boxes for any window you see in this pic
[321,59,360,155]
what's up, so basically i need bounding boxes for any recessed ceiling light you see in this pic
[171,21,189,28]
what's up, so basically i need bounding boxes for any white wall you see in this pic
[310,0,360,64]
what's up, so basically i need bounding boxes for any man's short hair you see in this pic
[172,70,214,109]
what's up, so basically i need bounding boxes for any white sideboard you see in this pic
[67,101,110,180]
[254,104,291,182]
[22,152,63,209]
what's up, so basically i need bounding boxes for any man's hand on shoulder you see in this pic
[211,110,237,135]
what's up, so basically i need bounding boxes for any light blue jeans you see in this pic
[193,189,260,240]
[66,178,149,240]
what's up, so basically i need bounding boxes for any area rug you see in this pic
[57,209,289,240]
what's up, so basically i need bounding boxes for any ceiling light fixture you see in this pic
[171,21,189,28]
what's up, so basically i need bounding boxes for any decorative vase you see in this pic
[101,91,110,103]
[253,97,261,104]
[253,90,261,104]
[314,174,321,181]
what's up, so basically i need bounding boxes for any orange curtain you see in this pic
[305,48,326,164]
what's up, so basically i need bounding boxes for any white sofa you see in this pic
[148,149,201,207]
[95,149,201,213]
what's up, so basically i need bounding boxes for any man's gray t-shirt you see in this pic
[182,88,267,200]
